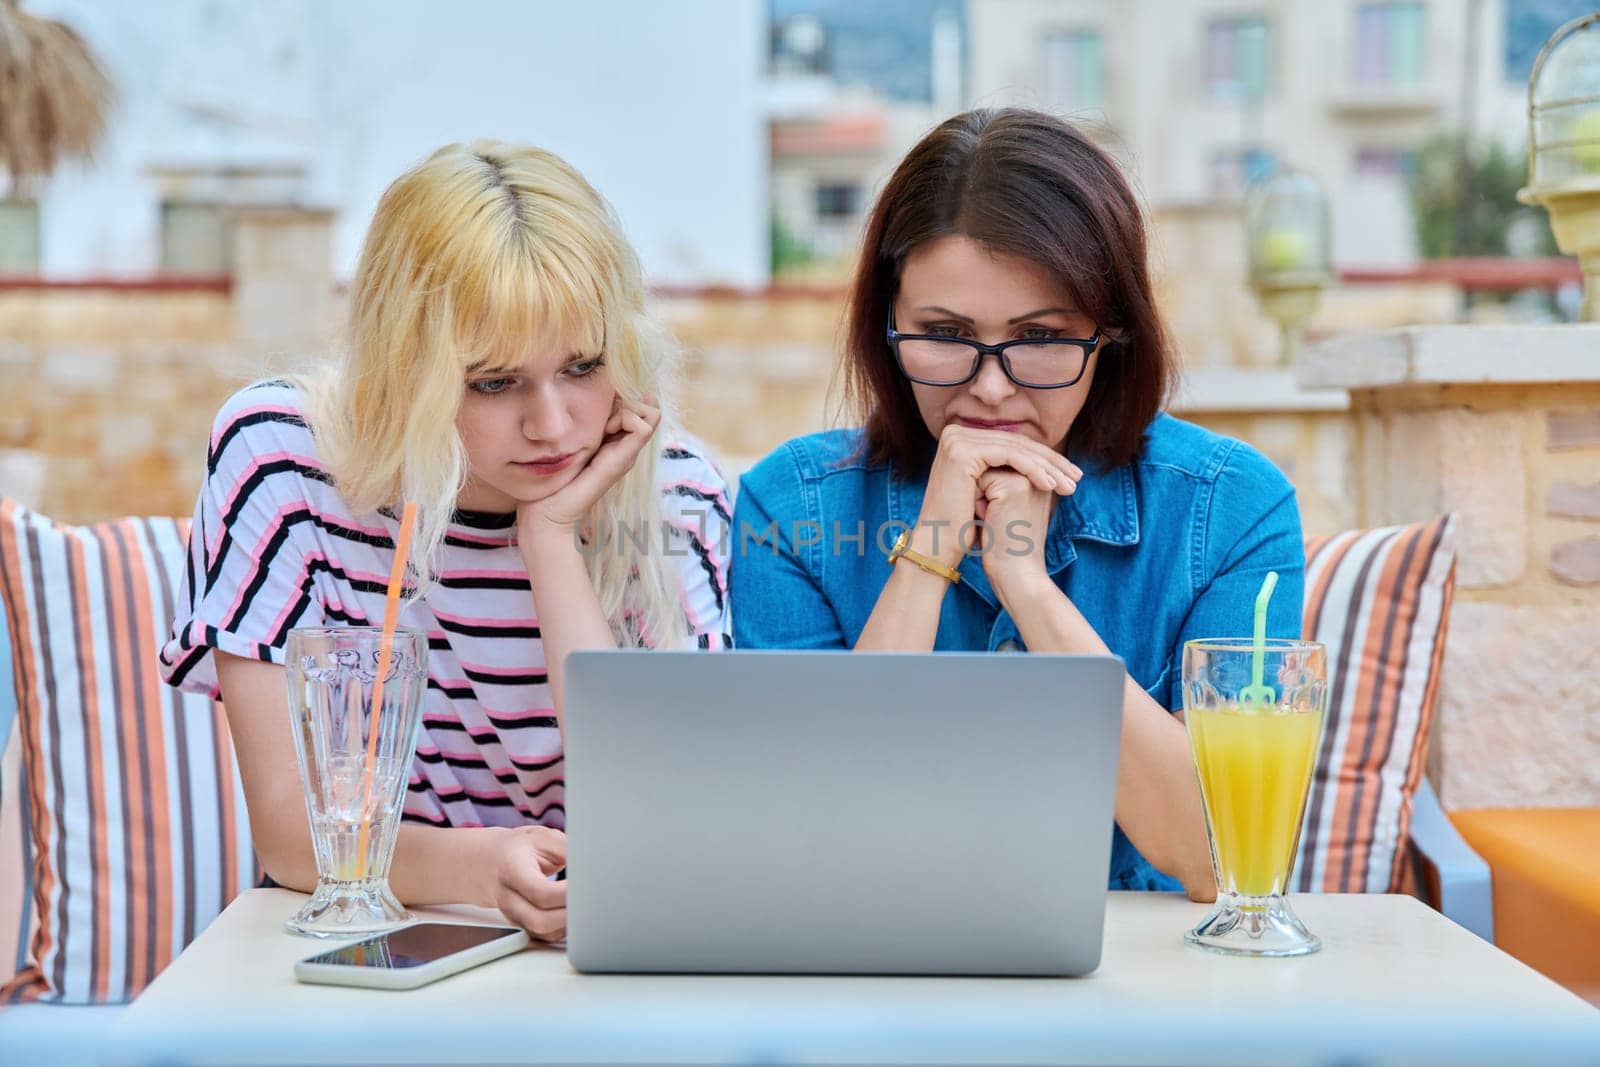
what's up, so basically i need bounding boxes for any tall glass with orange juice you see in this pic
[1183,638,1327,956]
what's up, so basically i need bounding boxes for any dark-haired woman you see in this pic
[729,108,1305,899]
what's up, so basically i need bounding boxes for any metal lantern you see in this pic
[1245,168,1332,364]
[1519,12,1600,320]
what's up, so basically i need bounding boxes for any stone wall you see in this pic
[0,288,243,515]
[1168,370,1355,537]
[0,287,234,346]
[1299,326,1600,809]
[1,340,283,520]
[1,206,339,522]
[2,278,1361,537]
[657,290,845,471]
[2,198,1439,533]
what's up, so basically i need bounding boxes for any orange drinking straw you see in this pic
[355,501,418,875]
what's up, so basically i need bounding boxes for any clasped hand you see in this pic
[917,424,1079,595]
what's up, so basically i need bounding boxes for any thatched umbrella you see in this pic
[0,0,112,193]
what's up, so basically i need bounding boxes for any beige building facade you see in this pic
[966,0,1521,265]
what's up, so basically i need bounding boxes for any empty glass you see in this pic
[1183,638,1328,957]
[284,626,428,938]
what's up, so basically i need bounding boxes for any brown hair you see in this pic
[842,107,1175,473]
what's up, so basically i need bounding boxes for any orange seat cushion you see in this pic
[1448,807,1600,1005]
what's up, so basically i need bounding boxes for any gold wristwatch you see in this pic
[887,529,961,585]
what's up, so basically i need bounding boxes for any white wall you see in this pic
[26,0,768,286]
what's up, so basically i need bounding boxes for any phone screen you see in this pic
[301,923,521,970]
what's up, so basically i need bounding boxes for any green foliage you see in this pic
[770,213,816,277]
[1407,133,1558,258]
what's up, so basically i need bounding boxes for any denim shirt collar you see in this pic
[888,457,1141,606]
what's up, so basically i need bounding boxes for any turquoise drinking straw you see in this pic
[1240,571,1279,708]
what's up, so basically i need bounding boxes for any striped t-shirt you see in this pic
[159,380,732,831]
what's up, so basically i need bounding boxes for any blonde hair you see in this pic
[298,140,687,647]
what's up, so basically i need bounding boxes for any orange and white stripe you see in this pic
[0,500,255,1004]
[1294,514,1458,894]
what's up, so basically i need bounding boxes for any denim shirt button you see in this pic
[995,639,1020,652]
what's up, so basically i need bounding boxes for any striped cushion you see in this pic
[3,603,27,987]
[0,499,256,1004]
[1,719,30,988]
[1294,515,1459,894]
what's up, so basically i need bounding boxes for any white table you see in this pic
[106,888,1600,1066]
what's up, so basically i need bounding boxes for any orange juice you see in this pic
[1187,703,1323,897]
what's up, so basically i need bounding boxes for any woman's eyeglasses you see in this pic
[886,309,1099,389]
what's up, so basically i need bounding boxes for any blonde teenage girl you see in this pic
[161,142,731,941]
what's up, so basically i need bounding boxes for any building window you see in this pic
[1042,29,1105,111]
[1354,2,1426,87]
[160,201,229,275]
[1206,16,1271,103]
[1354,147,1418,178]
[815,182,861,220]
[0,199,40,276]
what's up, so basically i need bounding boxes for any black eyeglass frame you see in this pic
[885,309,1101,390]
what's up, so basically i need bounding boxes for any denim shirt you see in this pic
[729,413,1305,892]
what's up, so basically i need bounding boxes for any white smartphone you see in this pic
[293,922,530,990]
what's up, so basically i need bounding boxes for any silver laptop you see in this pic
[563,650,1124,976]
